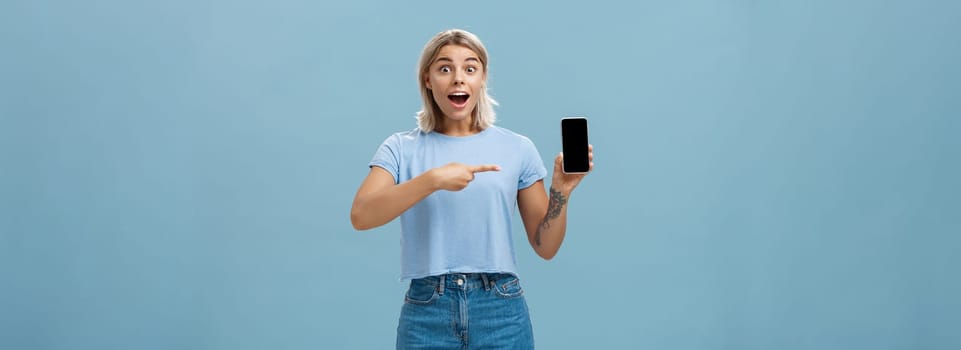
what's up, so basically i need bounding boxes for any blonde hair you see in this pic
[416,29,498,132]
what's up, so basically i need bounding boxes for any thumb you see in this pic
[470,164,501,173]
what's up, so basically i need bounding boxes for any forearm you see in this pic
[351,172,437,230]
[532,187,571,260]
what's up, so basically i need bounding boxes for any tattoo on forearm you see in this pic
[535,187,568,246]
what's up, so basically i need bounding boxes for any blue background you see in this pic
[2,0,959,349]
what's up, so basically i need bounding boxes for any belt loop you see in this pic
[438,275,445,295]
[481,273,491,291]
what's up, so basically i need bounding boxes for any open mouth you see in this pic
[448,92,470,107]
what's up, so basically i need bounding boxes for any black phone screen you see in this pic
[561,117,590,173]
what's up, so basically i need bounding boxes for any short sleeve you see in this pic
[368,134,401,184]
[518,138,548,189]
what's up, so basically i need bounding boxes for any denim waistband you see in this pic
[414,273,516,294]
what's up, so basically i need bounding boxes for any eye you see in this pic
[466,66,477,73]
[440,66,451,73]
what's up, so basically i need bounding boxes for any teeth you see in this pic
[451,92,468,96]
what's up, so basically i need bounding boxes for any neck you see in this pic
[437,117,479,136]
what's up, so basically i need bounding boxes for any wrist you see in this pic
[423,168,441,192]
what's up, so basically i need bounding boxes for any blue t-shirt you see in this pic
[369,126,548,280]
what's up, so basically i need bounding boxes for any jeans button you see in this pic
[456,279,463,286]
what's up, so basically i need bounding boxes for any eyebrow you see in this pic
[434,57,481,64]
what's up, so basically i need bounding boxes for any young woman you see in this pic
[350,29,593,349]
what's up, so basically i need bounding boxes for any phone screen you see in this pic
[561,117,590,173]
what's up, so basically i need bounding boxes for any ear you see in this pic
[424,75,432,90]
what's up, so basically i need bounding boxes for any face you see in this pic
[424,45,486,125]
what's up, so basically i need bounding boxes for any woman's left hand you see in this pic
[550,144,593,196]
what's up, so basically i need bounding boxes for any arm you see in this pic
[518,145,593,259]
[350,163,500,230]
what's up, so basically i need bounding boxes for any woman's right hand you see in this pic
[430,162,501,191]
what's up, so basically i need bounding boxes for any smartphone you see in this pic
[561,117,590,174]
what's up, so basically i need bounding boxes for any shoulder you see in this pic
[381,128,427,145]
[485,125,536,146]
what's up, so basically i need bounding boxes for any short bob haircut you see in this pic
[416,29,497,133]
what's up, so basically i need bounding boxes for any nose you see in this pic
[453,69,465,85]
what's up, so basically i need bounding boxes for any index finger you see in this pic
[470,164,501,173]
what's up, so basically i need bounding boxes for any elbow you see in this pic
[351,200,390,231]
[350,207,372,231]
[536,249,558,261]
[350,215,364,231]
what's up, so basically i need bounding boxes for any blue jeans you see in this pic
[397,273,534,349]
